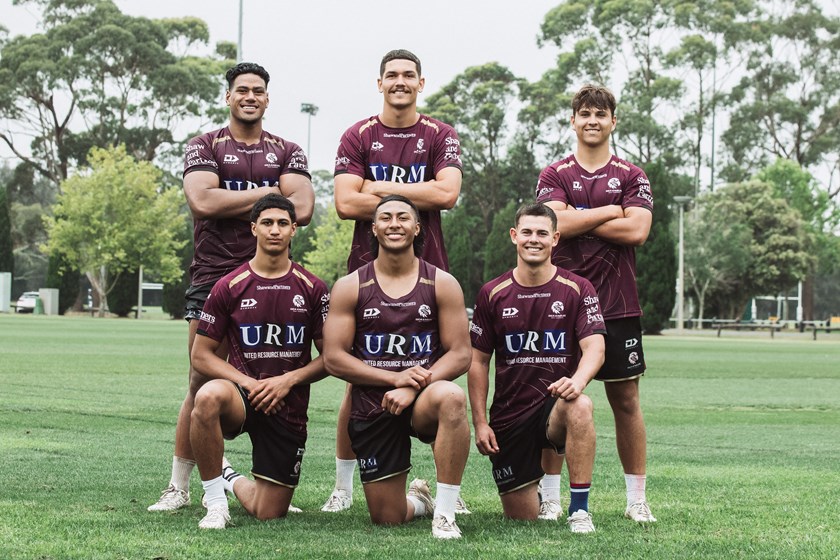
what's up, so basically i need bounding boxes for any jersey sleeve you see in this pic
[183,134,218,176]
[623,167,654,211]
[312,280,330,341]
[196,281,230,341]
[469,286,496,354]
[334,126,366,178]
[535,164,569,205]
[433,124,463,174]
[575,279,607,339]
[281,141,311,178]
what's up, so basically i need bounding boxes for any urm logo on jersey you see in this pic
[360,332,434,357]
[504,329,567,355]
[239,322,307,348]
[368,164,426,183]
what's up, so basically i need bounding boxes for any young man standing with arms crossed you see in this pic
[536,84,656,523]
[323,49,464,513]
[148,62,314,513]
[468,202,605,533]
[323,195,471,539]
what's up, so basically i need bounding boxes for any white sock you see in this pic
[625,473,647,507]
[541,474,562,503]
[201,476,227,509]
[335,458,356,492]
[407,495,426,518]
[221,463,243,494]
[434,482,460,522]
[170,456,195,492]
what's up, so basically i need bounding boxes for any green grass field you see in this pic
[1,315,838,559]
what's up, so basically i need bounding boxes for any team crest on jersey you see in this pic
[293,295,305,307]
[414,138,426,154]
[371,141,384,151]
[265,152,278,164]
[607,177,622,193]
[628,351,639,365]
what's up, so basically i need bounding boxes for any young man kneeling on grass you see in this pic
[468,203,605,533]
[189,194,329,529]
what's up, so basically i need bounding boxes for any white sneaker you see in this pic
[198,505,230,529]
[407,478,435,518]
[567,509,595,534]
[538,499,563,520]
[147,484,190,512]
[287,504,303,514]
[432,515,462,539]
[625,501,657,523]
[320,488,352,512]
[455,495,471,515]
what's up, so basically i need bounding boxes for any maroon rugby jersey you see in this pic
[535,154,653,320]
[470,267,605,432]
[196,261,329,435]
[334,114,462,272]
[350,260,444,421]
[184,127,310,286]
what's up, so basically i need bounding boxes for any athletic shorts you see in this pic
[184,282,215,321]
[596,316,646,382]
[225,385,306,488]
[490,397,563,495]
[348,407,435,484]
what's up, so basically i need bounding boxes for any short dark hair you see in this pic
[226,62,270,89]
[370,194,425,258]
[250,193,296,224]
[572,84,616,117]
[379,49,421,77]
[514,202,557,232]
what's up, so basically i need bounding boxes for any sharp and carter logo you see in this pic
[502,307,519,318]
[240,298,257,309]
[363,308,381,318]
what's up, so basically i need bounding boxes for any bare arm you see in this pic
[547,333,605,400]
[361,166,462,211]
[279,172,315,226]
[590,206,652,246]
[334,173,382,220]
[191,334,259,392]
[322,274,431,388]
[467,348,499,454]
[184,170,282,220]
[545,200,624,239]
[426,270,472,382]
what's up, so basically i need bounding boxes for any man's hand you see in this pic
[248,375,295,414]
[393,365,433,390]
[381,387,419,416]
[474,422,499,455]
[548,376,586,401]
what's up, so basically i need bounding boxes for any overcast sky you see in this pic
[1,0,562,172]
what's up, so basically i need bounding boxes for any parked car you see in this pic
[15,291,39,313]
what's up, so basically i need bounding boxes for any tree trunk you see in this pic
[86,268,109,318]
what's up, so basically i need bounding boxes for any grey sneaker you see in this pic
[454,495,471,515]
[321,488,353,512]
[148,484,190,512]
[432,515,462,539]
[625,501,657,523]
[538,499,563,520]
[407,478,435,517]
[198,505,230,529]
[567,509,595,534]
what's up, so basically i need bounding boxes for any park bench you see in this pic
[711,320,782,338]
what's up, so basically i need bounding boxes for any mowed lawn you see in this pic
[0,314,838,559]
